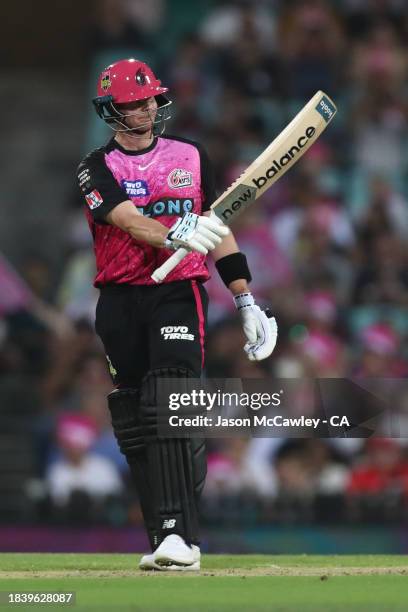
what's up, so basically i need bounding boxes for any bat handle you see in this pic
[151,247,189,283]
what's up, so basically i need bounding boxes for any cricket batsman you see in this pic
[76,58,278,570]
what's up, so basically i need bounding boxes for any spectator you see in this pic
[86,0,150,54]
[200,0,276,51]
[347,438,408,497]
[352,233,408,307]
[278,0,344,98]
[354,322,408,377]
[46,412,123,508]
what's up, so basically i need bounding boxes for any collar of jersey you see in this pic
[107,137,158,156]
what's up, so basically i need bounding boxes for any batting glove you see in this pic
[165,212,229,255]
[234,293,278,361]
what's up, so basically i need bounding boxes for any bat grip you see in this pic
[151,247,189,283]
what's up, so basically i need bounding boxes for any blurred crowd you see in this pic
[2,0,408,526]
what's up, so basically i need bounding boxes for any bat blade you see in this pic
[151,91,337,283]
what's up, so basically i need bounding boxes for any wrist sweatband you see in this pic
[215,252,252,287]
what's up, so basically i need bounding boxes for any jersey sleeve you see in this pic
[77,149,129,222]
[198,145,217,212]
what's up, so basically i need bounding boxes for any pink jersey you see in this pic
[77,135,216,286]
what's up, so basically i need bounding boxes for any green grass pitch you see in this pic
[0,554,408,611]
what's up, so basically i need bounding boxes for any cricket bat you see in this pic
[151,90,337,283]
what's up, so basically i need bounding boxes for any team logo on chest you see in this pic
[167,168,193,189]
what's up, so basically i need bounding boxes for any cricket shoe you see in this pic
[139,553,200,571]
[139,535,200,571]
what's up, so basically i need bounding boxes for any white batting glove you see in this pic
[165,212,229,255]
[234,293,278,361]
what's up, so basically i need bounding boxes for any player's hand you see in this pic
[165,212,229,255]
[234,293,278,361]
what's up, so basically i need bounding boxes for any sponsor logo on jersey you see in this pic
[101,74,111,91]
[138,161,155,171]
[137,198,194,218]
[162,519,176,529]
[78,168,91,192]
[168,168,193,189]
[161,326,194,341]
[85,189,103,210]
[121,179,150,197]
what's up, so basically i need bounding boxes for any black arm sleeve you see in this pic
[77,148,129,223]
[198,145,217,212]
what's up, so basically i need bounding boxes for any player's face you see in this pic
[116,97,158,133]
